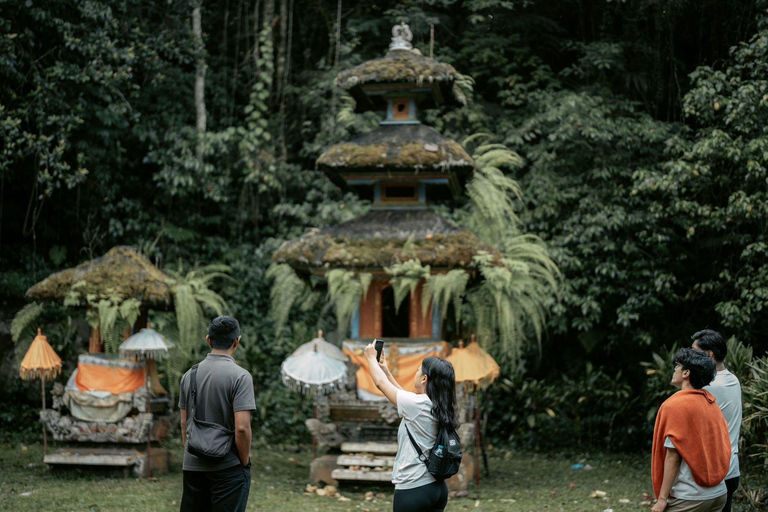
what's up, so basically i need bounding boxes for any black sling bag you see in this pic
[186,364,235,460]
[404,422,462,480]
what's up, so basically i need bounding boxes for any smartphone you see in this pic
[374,339,385,362]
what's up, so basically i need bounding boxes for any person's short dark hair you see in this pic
[208,316,241,350]
[674,347,717,389]
[691,329,727,363]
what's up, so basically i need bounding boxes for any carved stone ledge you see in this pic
[41,409,158,444]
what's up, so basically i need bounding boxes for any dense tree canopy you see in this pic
[1,0,766,449]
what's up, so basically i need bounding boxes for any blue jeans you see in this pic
[181,462,251,512]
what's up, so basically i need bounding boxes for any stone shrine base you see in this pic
[44,447,171,478]
[310,447,474,492]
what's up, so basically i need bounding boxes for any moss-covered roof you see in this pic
[317,124,474,174]
[273,210,499,271]
[26,246,175,309]
[337,50,462,111]
[338,49,458,87]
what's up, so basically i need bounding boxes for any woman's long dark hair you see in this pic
[421,356,460,432]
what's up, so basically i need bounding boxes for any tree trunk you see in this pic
[276,0,287,101]
[193,1,207,134]
[252,0,261,70]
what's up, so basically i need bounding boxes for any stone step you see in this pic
[340,442,398,455]
[337,454,395,467]
[331,468,393,482]
[44,449,138,467]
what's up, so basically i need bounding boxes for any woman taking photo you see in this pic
[364,341,459,512]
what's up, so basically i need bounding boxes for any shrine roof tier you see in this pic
[272,210,500,272]
[337,49,465,113]
[26,246,174,309]
[316,124,474,178]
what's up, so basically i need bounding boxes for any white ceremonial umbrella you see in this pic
[281,345,348,397]
[120,327,175,360]
[289,330,347,362]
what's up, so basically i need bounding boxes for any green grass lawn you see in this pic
[0,441,748,511]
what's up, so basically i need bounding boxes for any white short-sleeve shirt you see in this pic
[705,369,742,479]
[664,437,727,500]
[392,389,437,490]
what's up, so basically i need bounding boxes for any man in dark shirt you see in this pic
[178,316,256,512]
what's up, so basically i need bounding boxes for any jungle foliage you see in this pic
[1,0,767,452]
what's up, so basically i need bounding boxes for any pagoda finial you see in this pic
[389,22,413,51]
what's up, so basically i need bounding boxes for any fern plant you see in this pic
[326,269,372,337]
[386,260,431,314]
[10,302,44,345]
[422,269,470,324]
[266,263,319,336]
[458,139,561,361]
[163,263,232,392]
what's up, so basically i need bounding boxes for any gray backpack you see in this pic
[186,364,235,460]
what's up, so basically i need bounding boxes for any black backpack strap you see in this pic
[403,422,429,464]
[189,364,204,422]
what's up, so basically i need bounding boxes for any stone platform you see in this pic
[44,447,170,478]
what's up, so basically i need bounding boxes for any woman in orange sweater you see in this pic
[651,348,731,512]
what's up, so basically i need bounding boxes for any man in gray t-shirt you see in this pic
[178,316,256,512]
[692,329,742,512]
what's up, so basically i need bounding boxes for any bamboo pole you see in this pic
[146,365,152,478]
[473,382,481,486]
[41,378,47,456]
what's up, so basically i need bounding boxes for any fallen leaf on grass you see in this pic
[19,492,31,497]
[590,490,607,498]
[618,499,630,503]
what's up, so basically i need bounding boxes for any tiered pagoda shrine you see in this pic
[274,23,494,488]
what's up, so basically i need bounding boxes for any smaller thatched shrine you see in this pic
[24,246,178,476]
[275,22,488,490]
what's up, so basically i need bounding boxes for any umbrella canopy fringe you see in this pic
[281,372,348,397]
[20,367,61,381]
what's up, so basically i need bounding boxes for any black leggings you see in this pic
[723,476,739,512]
[393,480,449,512]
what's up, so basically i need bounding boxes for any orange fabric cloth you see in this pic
[344,344,447,397]
[75,362,146,394]
[651,389,731,498]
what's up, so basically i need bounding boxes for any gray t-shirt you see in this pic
[392,389,437,490]
[705,369,742,479]
[178,353,256,471]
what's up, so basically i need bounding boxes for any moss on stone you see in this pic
[273,231,500,271]
[337,50,457,90]
[316,124,474,172]
[26,246,175,309]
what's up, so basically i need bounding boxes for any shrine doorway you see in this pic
[381,285,410,338]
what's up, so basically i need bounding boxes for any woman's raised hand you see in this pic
[363,341,378,361]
